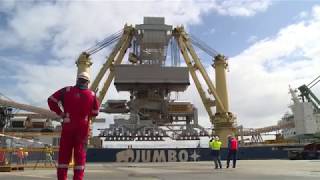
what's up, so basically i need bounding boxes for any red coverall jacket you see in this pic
[48,86,100,180]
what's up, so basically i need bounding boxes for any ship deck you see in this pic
[0,160,319,180]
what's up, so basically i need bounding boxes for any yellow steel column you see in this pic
[212,54,235,147]
[214,54,229,112]
[76,52,92,76]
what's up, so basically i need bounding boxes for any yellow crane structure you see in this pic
[75,17,235,146]
[173,27,235,144]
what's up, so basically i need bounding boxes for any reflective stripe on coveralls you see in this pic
[74,165,85,170]
[58,164,69,168]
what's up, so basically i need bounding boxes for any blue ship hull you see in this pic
[85,145,301,162]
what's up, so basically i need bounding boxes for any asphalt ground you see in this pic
[0,160,320,180]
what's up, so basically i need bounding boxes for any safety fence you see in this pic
[0,133,58,170]
[0,147,58,170]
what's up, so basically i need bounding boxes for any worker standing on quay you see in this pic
[0,150,6,166]
[44,144,55,167]
[226,135,239,168]
[23,150,29,165]
[17,147,25,165]
[210,136,222,169]
[48,72,100,180]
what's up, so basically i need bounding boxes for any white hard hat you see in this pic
[77,72,90,82]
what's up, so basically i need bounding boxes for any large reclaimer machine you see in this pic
[76,17,236,145]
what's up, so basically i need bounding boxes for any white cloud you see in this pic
[0,0,17,13]
[0,0,272,56]
[312,5,320,20]
[0,0,216,57]
[228,5,320,127]
[0,0,273,129]
[0,57,76,105]
[298,11,308,19]
[0,0,217,104]
[212,0,271,17]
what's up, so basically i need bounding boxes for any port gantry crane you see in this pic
[298,75,320,112]
[76,17,236,146]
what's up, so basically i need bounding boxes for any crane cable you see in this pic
[189,34,220,57]
[85,29,123,55]
[307,75,320,89]
[0,93,19,114]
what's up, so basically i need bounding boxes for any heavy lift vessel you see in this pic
[238,75,320,145]
[1,17,319,163]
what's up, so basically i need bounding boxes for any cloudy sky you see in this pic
[0,0,320,130]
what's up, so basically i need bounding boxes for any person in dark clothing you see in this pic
[226,135,238,168]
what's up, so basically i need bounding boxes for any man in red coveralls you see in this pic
[48,72,100,180]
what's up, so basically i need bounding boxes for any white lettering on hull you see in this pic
[167,150,177,162]
[116,149,200,162]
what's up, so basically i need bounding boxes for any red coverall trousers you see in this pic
[48,86,100,180]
